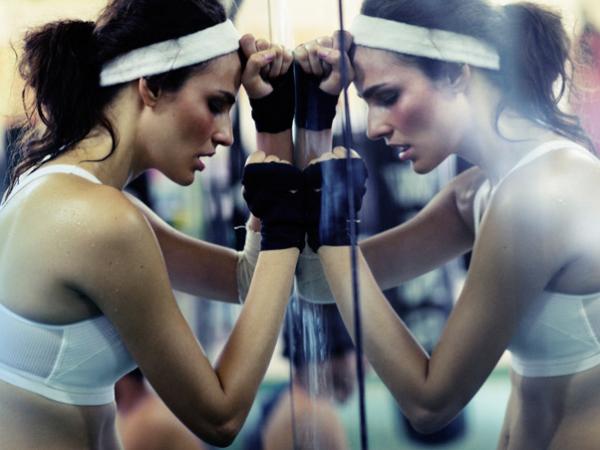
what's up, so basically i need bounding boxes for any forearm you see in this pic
[160,232,240,302]
[214,248,298,425]
[319,246,443,422]
[127,193,240,302]
[294,127,332,168]
[257,129,293,161]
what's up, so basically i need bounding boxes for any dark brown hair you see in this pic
[359,0,594,152]
[9,0,227,193]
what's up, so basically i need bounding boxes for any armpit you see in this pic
[453,168,488,236]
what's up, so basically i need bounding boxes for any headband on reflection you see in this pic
[350,14,500,70]
[100,19,240,86]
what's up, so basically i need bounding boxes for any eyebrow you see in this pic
[361,84,389,101]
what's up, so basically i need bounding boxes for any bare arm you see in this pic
[125,194,240,302]
[359,169,480,290]
[121,37,297,303]
[319,177,566,433]
[72,188,297,446]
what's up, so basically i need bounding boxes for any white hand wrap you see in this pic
[236,227,335,304]
[296,246,335,304]
[236,226,261,304]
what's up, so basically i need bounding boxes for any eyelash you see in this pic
[374,91,399,107]
[208,98,229,114]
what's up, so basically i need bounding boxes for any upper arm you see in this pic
[423,180,566,417]
[359,169,482,290]
[124,193,240,302]
[67,190,231,438]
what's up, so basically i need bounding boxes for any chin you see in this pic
[180,174,196,186]
[411,160,435,175]
[412,152,449,175]
[168,171,196,186]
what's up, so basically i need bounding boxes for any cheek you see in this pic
[394,91,439,135]
[175,100,213,142]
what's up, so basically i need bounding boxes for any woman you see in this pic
[0,0,301,448]
[296,0,600,448]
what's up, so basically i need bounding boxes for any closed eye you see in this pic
[362,84,400,108]
[372,90,399,107]
[208,98,230,114]
[208,91,236,115]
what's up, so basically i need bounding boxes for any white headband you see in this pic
[100,20,240,87]
[350,15,500,70]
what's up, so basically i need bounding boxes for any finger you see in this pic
[306,43,324,76]
[264,154,282,163]
[281,48,294,75]
[308,152,336,165]
[246,150,267,165]
[244,50,276,80]
[318,47,354,90]
[332,30,353,52]
[293,44,312,74]
[255,39,272,75]
[239,33,258,59]
[256,38,270,52]
[268,45,284,78]
[316,35,334,49]
[332,146,360,158]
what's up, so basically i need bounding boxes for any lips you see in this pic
[389,144,413,161]
[194,152,216,171]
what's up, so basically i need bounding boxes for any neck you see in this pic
[51,85,144,190]
[456,77,560,184]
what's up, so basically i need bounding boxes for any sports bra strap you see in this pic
[472,140,595,237]
[503,140,593,181]
[1,165,102,208]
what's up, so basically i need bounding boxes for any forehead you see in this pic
[353,46,425,94]
[185,51,242,92]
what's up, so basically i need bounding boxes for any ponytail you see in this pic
[8,0,228,195]
[359,0,594,152]
[494,2,593,150]
[9,20,118,193]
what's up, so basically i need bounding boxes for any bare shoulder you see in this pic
[493,147,600,218]
[39,180,163,297]
[46,180,153,247]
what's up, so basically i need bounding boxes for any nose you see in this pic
[366,107,393,141]
[213,114,234,147]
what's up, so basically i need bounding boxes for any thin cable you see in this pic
[264,0,298,447]
[267,0,273,43]
[336,2,369,449]
[286,300,300,450]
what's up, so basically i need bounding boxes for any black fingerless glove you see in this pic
[294,62,339,131]
[304,158,368,252]
[248,68,295,133]
[242,163,305,251]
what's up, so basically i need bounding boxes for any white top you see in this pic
[0,165,137,404]
[473,140,600,377]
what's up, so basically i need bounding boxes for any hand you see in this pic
[242,151,306,251]
[240,34,294,133]
[240,34,293,99]
[293,32,353,131]
[304,147,368,252]
[293,31,354,96]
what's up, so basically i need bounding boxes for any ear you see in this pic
[447,64,471,94]
[137,78,160,107]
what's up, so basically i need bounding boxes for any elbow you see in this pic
[407,408,449,435]
[405,403,461,435]
[202,418,243,448]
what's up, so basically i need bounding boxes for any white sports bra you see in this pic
[473,140,600,377]
[0,165,137,405]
